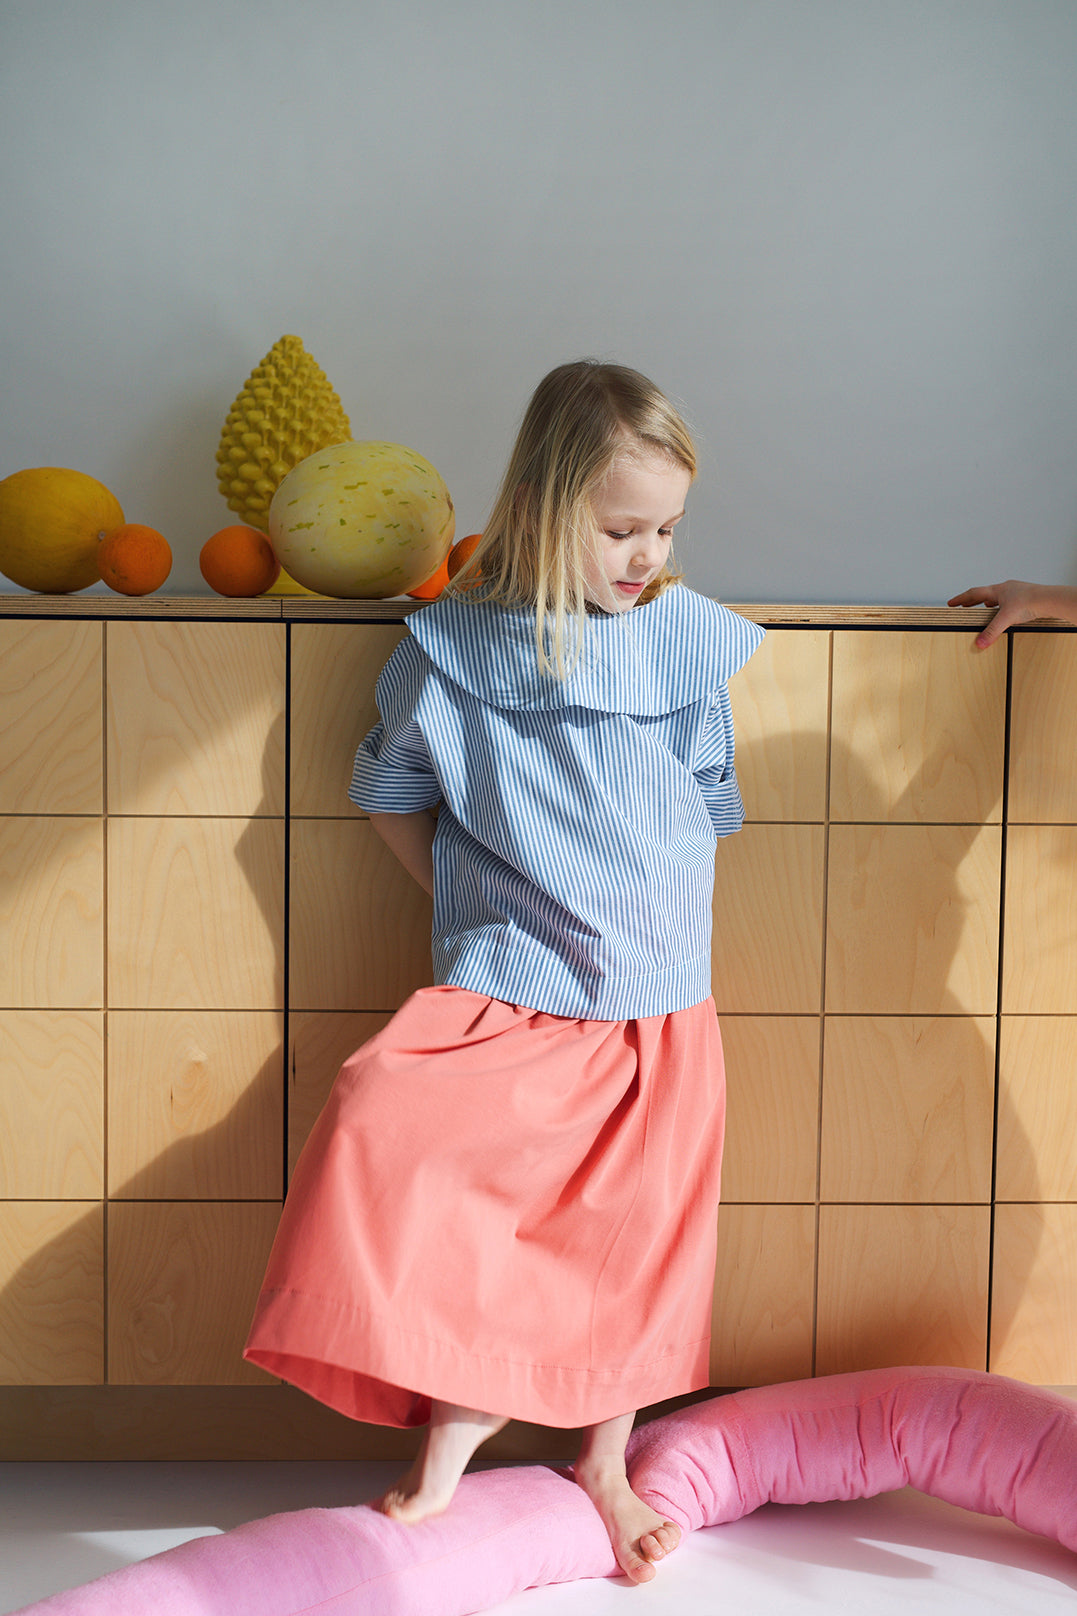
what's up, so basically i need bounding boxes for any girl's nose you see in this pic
[632,530,666,568]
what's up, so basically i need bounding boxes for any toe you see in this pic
[622,1551,657,1584]
[376,1493,409,1521]
[640,1522,680,1562]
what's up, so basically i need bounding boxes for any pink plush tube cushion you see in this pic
[13,1367,1076,1616]
[627,1364,1077,1549]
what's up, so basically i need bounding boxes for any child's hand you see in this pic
[947,580,1068,648]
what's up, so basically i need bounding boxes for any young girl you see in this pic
[245,360,764,1584]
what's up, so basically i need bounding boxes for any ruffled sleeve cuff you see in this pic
[347,637,442,814]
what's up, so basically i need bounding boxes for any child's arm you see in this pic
[948,580,1077,648]
[368,809,436,895]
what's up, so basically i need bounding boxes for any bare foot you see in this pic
[574,1459,681,1584]
[376,1461,453,1523]
[374,1403,508,1524]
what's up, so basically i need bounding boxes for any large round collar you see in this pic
[407,585,763,715]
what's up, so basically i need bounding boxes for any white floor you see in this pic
[2,1458,1075,1616]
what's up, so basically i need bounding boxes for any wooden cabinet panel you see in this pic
[0,1384,424,1462]
[727,629,830,822]
[107,623,286,816]
[991,1203,1077,1384]
[997,1017,1077,1202]
[291,625,406,817]
[290,820,433,1010]
[0,1012,103,1198]
[710,1204,815,1386]
[816,1205,989,1374]
[108,818,284,1009]
[1003,826,1077,1014]
[108,1202,280,1385]
[1008,633,1077,823]
[288,1010,395,1176]
[4,606,1077,1435]
[712,824,825,1013]
[0,621,102,815]
[0,1203,103,1384]
[0,817,103,1007]
[820,1016,994,1203]
[719,1016,820,1202]
[108,1011,284,1199]
[825,824,1001,1014]
[830,630,1005,823]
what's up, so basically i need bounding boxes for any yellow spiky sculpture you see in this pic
[216,336,352,533]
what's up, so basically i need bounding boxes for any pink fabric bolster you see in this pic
[13,1367,1076,1616]
[628,1365,1077,1551]
[12,1465,615,1616]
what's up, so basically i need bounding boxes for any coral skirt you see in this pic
[244,986,726,1429]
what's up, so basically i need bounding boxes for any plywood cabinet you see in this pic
[718,622,1075,1390]
[0,603,1074,1457]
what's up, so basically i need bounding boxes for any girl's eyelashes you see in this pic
[604,528,676,541]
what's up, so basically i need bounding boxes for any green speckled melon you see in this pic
[267,441,455,598]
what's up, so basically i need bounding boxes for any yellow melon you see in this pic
[268,441,455,598]
[0,467,125,592]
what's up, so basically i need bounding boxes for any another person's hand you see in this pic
[947,580,1077,648]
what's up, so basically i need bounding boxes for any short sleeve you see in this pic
[348,636,443,814]
[693,685,745,837]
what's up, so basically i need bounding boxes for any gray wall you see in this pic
[2,0,1075,602]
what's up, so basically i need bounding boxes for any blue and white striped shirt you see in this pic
[350,586,764,1019]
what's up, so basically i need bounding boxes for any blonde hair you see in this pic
[450,359,696,677]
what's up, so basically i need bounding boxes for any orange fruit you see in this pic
[97,524,172,595]
[446,532,483,583]
[200,524,282,596]
[406,552,451,599]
